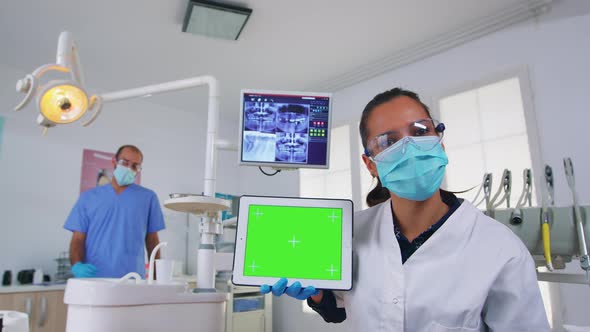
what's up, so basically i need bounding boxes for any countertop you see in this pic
[0,283,67,294]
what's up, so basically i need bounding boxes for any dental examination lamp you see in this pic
[14,31,95,133]
[14,31,230,291]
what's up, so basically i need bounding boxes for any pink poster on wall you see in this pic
[80,149,142,193]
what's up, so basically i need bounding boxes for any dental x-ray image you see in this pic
[275,104,309,163]
[275,132,308,163]
[244,102,277,133]
[276,104,309,133]
[242,131,276,162]
[242,102,310,163]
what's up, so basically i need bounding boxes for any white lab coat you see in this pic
[333,199,550,332]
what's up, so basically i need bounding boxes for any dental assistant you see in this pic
[64,145,166,278]
[262,88,550,331]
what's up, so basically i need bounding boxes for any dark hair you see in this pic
[366,177,392,207]
[359,87,433,207]
[115,145,143,161]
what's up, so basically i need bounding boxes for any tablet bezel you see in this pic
[232,195,353,290]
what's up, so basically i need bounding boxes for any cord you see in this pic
[472,173,492,207]
[259,166,282,176]
[489,170,511,209]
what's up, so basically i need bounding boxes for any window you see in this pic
[436,72,552,326]
[300,124,352,200]
[438,77,537,206]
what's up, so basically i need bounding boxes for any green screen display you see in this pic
[243,205,342,280]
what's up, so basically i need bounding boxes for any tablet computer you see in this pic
[232,195,353,290]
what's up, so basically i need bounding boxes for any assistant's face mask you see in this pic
[373,136,448,201]
[113,165,136,186]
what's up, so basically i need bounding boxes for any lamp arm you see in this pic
[216,139,238,151]
[99,75,220,197]
[82,95,103,127]
[14,64,70,112]
[57,31,86,89]
[32,64,70,78]
[99,76,218,102]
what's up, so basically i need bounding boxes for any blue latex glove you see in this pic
[260,278,319,300]
[71,262,97,278]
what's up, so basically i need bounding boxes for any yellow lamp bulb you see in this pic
[40,84,88,124]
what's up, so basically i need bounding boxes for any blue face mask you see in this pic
[113,165,136,186]
[374,136,448,201]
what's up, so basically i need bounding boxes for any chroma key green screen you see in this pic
[243,205,342,280]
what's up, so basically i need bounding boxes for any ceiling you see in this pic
[0,0,548,117]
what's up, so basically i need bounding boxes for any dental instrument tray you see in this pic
[232,195,353,290]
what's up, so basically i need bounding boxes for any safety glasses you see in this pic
[116,158,142,173]
[365,118,445,158]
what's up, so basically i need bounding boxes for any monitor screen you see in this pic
[239,89,332,169]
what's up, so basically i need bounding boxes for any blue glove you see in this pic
[260,278,319,300]
[71,262,97,278]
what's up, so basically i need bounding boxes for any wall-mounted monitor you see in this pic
[239,89,332,169]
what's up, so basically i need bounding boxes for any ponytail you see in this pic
[366,177,390,207]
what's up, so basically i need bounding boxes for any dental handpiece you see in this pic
[564,158,590,284]
[541,165,554,271]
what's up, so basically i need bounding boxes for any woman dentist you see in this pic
[261,88,550,331]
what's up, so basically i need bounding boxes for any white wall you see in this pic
[330,2,590,330]
[0,63,239,280]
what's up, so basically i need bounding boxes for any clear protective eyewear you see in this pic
[365,118,445,158]
[117,158,142,173]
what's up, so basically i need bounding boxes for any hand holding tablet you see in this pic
[260,278,319,300]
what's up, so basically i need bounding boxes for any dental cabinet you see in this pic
[0,286,67,332]
[217,280,273,332]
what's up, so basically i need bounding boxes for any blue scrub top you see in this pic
[64,184,166,278]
